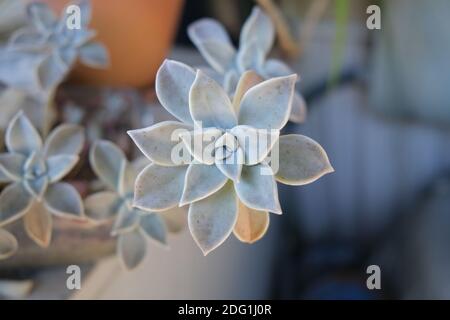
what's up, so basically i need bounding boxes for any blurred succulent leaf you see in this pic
[139,213,167,246]
[118,161,137,198]
[232,70,263,111]
[46,155,79,183]
[233,201,269,244]
[0,229,18,260]
[111,204,140,236]
[24,200,52,248]
[26,2,56,33]
[156,60,196,125]
[0,153,26,181]
[117,229,147,270]
[0,182,33,227]
[37,51,68,91]
[44,182,85,220]
[235,163,282,214]
[240,7,275,57]
[134,164,187,212]
[5,111,42,156]
[188,182,237,255]
[128,121,193,166]
[215,147,243,182]
[24,174,48,201]
[79,42,109,68]
[85,191,120,223]
[44,124,85,157]
[275,134,334,186]
[180,163,227,206]
[8,28,43,51]
[90,140,126,191]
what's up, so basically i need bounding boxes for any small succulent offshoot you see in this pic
[85,140,185,270]
[128,60,333,255]
[188,6,307,123]
[0,111,85,248]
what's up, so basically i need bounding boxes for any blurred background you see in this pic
[1,0,450,300]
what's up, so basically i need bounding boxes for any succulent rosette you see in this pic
[0,111,85,247]
[128,60,333,255]
[188,6,307,123]
[0,0,108,93]
[85,140,185,270]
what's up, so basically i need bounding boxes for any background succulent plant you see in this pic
[0,0,108,94]
[85,140,185,270]
[0,111,85,248]
[188,6,307,123]
[128,59,333,255]
[0,228,18,260]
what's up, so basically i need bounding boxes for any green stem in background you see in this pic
[328,0,350,88]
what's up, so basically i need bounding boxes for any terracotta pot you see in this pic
[37,0,184,87]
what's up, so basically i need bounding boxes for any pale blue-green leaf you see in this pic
[0,153,26,181]
[117,230,147,270]
[111,203,139,236]
[0,182,33,227]
[188,181,238,255]
[275,134,334,186]
[134,164,187,212]
[179,128,222,165]
[90,140,125,191]
[44,182,85,220]
[215,148,244,182]
[8,28,44,51]
[128,121,193,166]
[189,70,237,129]
[26,2,56,33]
[85,191,120,223]
[139,213,167,246]
[79,42,109,68]
[235,163,282,214]
[263,58,293,78]
[118,161,137,198]
[155,60,195,125]
[289,92,307,123]
[24,175,48,201]
[238,75,296,130]
[44,124,84,157]
[5,111,42,156]
[37,51,68,91]
[46,155,79,183]
[239,6,275,56]
[180,163,228,206]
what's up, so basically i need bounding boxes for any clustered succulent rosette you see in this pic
[0,111,85,247]
[0,0,108,94]
[188,6,307,123]
[0,228,18,260]
[85,140,185,270]
[128,59,333,255]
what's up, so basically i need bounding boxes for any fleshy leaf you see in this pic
[0,183,33,227]
[139,213,167,246]
[6,111,42,156]
[8,28,44,51]
[46,155,79,183]
[44,124,84,157]
[188,18,236,73]
[117,229,147,270]
[111,204,140,236]
[179,128,222,165]
[23,200,52,248]
[44,182,85,220]
[275,134,334,186]
[239,6,275,56]
[236,41,265,73]
[233,201,269,244]
[231,125,279,165]
[189,70,237,129]
[235,163,282,214]
[290,93,307,123]
[0,229,18,260]
[188,182,238,255]
[180,163,228,206]
[27,2,56,33]
[37,52,68,91]
[134,164,187,212]
[0,153,26,181]
[90,140,125,191]
[155,60,195,125]
[263,59,293,78]
[85,191,120,223]
[238,75,296,130]
[118,161,137,198]
[79,42,109,68]
[24,175,48,201]
[233,71,263,112]
[215,148,244,182]
[128,121,193,166]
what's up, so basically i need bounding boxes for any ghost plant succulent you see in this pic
[0,111,85,248]
[0,0,108,94]
[188,6,307,123]
[0,228,18,260]
[85,140,184,270]
[128,59,333,255]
